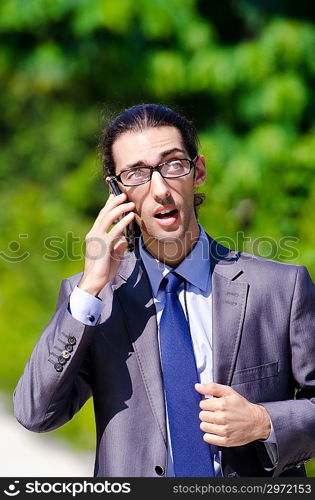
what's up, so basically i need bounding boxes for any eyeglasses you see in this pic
[112,156,198,187]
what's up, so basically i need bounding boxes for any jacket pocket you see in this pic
[231,361,279,385]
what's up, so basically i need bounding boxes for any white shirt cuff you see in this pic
[264,422,276,443]
[260,419,278,470]
[69,286,104,326]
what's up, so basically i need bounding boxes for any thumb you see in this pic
[195,382,234,397]
[112,236,128,257]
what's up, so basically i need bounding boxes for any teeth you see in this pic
[157,209,174,215]
[154,208,177,218]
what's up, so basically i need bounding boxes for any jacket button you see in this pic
[68,336,76,345]
[155,465,165,476]
[87,314,95,322]
[61,350,71,359]
[58,356,67,365]
[65,344,73,352]
[54,363,63,372]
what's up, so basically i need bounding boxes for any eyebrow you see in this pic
[123,148,187,170]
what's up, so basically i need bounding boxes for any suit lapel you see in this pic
[212,272,248,385]
[208,236,249,385]
[110,250,167,444]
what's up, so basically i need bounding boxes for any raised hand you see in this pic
[78,192,135,296]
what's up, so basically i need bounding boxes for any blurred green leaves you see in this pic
[1,0,315,474]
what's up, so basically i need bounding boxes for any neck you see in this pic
[142,225,200,266]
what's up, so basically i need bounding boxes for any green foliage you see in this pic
[1,0,315,474]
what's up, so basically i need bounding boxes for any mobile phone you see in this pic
[108,178,123,196]
[108,178,135,250]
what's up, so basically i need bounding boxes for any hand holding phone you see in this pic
[77,179,135,296]
[108,178,135,250]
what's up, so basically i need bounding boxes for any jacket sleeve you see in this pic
[260,265,315,475]
[13,277,94,433]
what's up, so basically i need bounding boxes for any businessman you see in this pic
[14,104,315,477]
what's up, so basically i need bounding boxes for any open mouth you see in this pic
[154,209,178,219]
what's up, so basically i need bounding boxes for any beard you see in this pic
[136,204,198,264]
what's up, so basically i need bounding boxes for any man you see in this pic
[14,104,315,477]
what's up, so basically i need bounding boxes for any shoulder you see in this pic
[236,251,314,292]
[239,251,302,273]
[207,232,311,286]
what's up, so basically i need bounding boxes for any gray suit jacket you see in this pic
[14,237,315,477]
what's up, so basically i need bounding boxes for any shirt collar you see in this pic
[139,225,211,297]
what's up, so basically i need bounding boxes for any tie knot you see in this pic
[162,272,183,294]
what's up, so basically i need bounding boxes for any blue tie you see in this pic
[159,272,214,477]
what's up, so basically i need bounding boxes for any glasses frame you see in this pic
[112,156,198,187]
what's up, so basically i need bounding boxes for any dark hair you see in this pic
[100,103,205,249]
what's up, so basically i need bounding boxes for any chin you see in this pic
[144,226,187,245]
[139,213,194,244]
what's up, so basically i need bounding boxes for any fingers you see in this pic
[199,395,228,412]
[199,410,225,425]
[89,194,135,235]
[199,412,234,447]
[85,211,135,258]
[106,192,126,206]
[110,211,135,241]
[195,382,235,398]
[112,236,129,258]
[200,421,226,437]
[95,200,135,233]
[202,433,229,447]
[95,193,127,221]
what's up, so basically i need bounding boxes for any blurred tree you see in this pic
[0,0,314,474]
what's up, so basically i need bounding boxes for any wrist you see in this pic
[77,277,102,297]
[255,404,272,440]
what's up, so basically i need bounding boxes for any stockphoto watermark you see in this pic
[2,479,131,497]
[0,231,300,264]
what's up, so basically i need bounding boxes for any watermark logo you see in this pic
[1,480,131,497]
[0,235,30,263]
[3,481,20,496]
[0,231,301,264]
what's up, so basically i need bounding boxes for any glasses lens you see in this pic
[161,159,191,178]
[121,168,151,186]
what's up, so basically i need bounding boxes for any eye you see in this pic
[166,160,184,171]
[125,168,148,180]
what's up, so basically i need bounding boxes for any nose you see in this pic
[149,170,171,200]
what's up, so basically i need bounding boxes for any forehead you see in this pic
[112,126,186,170]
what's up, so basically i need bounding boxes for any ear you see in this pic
[193,155,206,187]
